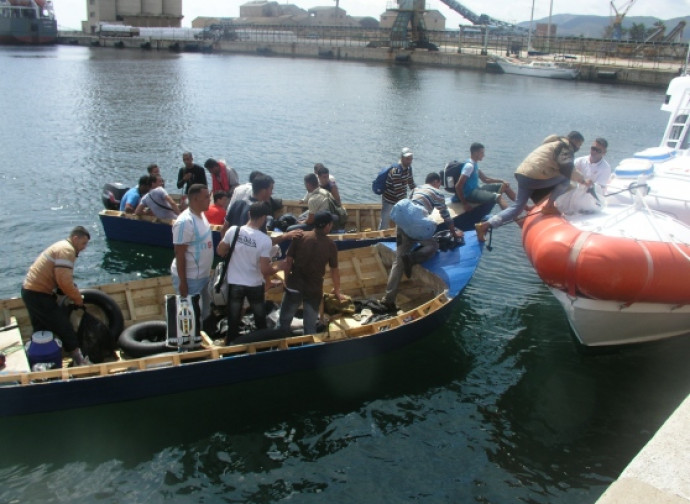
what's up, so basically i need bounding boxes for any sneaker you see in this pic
[541,205,560,216]
[475,222,487,242]
[402,253,413,278]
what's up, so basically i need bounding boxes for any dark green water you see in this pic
[0,45,687,503]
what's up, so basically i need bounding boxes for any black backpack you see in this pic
[440,161,465,194]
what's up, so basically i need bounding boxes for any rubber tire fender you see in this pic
[118,320,169,358]
[79,289,125,351]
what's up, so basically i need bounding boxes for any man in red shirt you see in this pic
[205,191,229,226]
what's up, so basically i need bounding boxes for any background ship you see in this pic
[0,0,57,44]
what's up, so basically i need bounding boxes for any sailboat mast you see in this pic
[527,0,535,55]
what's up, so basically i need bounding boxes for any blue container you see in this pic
[25,331,63,370]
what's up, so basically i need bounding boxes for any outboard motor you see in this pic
[102,182,129,210]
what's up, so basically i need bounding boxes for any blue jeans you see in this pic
[172,275,211,321]
[379,198,395,230]
[226,284,266,343]
[488,173,569,228]
[279,289,321,335]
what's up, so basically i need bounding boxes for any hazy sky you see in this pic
[55,0,688,30]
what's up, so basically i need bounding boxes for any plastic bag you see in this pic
[77,309,114,363]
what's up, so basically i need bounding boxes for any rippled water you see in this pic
[1,45,688,503]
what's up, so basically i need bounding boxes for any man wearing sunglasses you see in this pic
[574,138,610,190]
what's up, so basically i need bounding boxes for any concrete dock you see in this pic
[596,394,690,503]
[58,33,682,89]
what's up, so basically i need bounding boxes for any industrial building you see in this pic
[83,0,183,33]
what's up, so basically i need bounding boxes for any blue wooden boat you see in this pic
[99,199,491,251]
[0,235,484,417]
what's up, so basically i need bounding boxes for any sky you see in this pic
[54,0,688,30]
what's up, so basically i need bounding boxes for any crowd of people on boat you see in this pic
[21,135,610,366]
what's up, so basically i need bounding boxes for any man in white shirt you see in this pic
[574,137,611,189]
[135,175,180,221]
[171,184,214,320]
[217,202,283,344]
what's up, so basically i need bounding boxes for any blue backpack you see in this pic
[372,164,397,195]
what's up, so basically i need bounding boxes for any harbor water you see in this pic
[1,45,689,503]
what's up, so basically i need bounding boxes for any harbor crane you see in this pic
[389,0,526,50]
[609,0,637,40]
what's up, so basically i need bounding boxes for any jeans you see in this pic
[488,173,569,228]
[379,198,395,230]
[172,275,211,321]
[279,289,321,335]
[383,230,438,305]
[226,283,266,343]
[451,183,502,204]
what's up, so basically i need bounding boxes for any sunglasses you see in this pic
[590,146,602,153]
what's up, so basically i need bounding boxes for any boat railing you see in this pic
[0,292,450,386]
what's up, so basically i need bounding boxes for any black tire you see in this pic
[80,289,125,350]
[118,321,169,358]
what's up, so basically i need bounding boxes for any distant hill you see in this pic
[516,14,690,41]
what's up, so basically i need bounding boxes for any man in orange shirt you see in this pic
[205,191,229,226]
[21,226,91,366]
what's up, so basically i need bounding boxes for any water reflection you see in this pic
[100,239,172,277]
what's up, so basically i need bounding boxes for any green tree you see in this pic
[629,22,646,41]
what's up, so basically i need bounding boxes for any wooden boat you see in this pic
[0,237,484,417]
[521,196,690,346]
[99,195,493,250]
[607,75,690,225]
[99,199,396,250]
[496,57,579,80]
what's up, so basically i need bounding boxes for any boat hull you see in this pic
[522,204,690,305]
[550,288,690,347]
[522,202,690,346]
[0,236,485,416]
[0,17,56,45]
[496,60,579,80]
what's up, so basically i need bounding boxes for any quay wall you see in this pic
[58,34,678,89]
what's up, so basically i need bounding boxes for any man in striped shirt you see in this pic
[21,226,91,366]
[382,172,463,309]
[379,147,416,230]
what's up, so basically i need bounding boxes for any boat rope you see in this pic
[604,182,648,198]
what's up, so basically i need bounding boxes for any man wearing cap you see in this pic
[21,226,92,366]
[379,147,416,230]
[279,211,343,335]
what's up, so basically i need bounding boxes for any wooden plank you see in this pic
[0,318,30,374]
[125,289,137,321]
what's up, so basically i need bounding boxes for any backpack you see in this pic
[372,164,396,195]
[326,193,348,229]
[441,161,466,194]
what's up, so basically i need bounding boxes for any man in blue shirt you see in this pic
[119,175,151,213]
[453,143,516,212]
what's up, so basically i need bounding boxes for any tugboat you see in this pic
[0,0,57,45]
